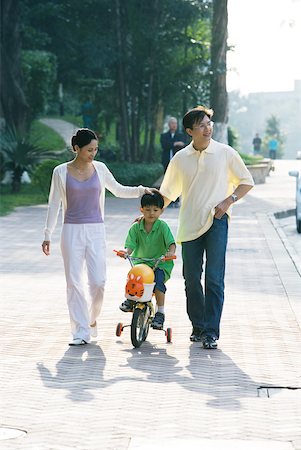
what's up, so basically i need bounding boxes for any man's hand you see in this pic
[174,141,185,147]
[214,198,232,219]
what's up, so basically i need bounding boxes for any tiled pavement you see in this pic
[1,160,301,450]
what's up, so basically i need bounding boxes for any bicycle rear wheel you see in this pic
[131,306,150,348]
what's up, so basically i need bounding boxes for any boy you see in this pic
[119,192,176,329]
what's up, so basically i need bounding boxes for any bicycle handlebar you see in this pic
[113,250,176,262]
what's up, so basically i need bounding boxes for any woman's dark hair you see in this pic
[141,192,164,209]
[71,128,98,150]
[182,105,214,130]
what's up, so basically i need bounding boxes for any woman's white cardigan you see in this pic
[44,161,145,241]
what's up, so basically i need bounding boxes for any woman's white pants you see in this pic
[60,223,106,342]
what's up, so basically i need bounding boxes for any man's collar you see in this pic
[187,139,215,155]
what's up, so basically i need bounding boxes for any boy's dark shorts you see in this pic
[153,268,166,294]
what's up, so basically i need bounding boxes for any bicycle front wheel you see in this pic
[131,306,150,348]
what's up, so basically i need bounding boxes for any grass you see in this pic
[30,120,66,150]
[0,184,46,216]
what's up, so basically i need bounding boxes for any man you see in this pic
[160,117,186,170]
[268,136,278,160]
[252,133,262,155]
[160,106,254,349]
[160,117,186,207]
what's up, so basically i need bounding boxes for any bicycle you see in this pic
[114,250,176,348]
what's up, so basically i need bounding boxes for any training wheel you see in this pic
[166,327,172,343]
[116,322,123,337]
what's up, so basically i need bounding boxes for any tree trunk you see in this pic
[115,0,131,161]
[0,0,28,133]
[210,0,228,144]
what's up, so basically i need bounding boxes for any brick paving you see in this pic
[1,155,301,449]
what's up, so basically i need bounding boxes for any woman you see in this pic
[42,128,149,346]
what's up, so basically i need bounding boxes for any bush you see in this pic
[239,152,263,165]
[22,50,57,120]
[31,159,61,201]
[105,162,163,187]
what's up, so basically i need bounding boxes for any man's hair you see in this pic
[141,192,164,209]
[182,105,214,130]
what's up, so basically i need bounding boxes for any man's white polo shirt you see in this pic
[160,139,254,243]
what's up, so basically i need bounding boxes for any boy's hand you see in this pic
[116,250,128,258]
[165,250,175,258]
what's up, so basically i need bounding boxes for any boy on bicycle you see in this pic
[119,192,176,329]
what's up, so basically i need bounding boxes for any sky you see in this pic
[227,0,301,94]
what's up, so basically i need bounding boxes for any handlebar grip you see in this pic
[162,255,177,261]
[113,249,127,257]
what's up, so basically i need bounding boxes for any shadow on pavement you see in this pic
[121,341,273,411]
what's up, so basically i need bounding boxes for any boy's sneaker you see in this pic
[119,299,135,312]
[151,312,165,330]
[190,327,203,342]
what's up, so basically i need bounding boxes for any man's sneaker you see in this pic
[202,335,218,349]
[190,327,203,342]
[151,312,165,330]
[119,299,135,312]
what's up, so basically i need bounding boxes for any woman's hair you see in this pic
[71,128,98,150]
[182,105,214,130]
[141,192,164,209]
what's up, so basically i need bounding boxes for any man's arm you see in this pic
[214,184,253,219]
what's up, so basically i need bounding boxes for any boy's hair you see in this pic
[182,105,214,131]
[141,192,164,209]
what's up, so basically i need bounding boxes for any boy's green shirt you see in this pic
[125,218,175,281]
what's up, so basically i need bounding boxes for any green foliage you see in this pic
[20,0,213,162]
[239,152,263,165]
[22,50,57,120]
[106,163,163,188]
[227,126,239,150]
[31,159,61,201]
[0,125,59,192]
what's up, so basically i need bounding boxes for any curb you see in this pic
[270,211,301,276]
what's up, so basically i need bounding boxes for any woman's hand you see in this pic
[42,241,50,256]
[144,187,160,195]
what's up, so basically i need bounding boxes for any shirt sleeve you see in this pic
[125,223,139,250]
[44,168,62,241]
[104,165,145,198]
[228,148,255,187]
[160,157,182,202]
[162,221,176,248]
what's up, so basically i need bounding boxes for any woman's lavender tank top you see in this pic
[64,171,103,224]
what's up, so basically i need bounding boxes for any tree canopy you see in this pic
[2,0,230,162]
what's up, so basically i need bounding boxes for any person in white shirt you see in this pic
[42,128,150,346]
[160,106,254,349]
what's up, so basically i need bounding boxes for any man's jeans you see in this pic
[182,214,228,339]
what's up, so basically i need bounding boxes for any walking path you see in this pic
[0,119,301,450]
[39,118,78,147]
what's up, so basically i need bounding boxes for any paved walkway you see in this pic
[0,123,301,450]
[39,118,78,147]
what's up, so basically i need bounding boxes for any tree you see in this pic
[18,0,213,162]
[0,0,29,132]
[210,0,228,143]
[22,50,58,122]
